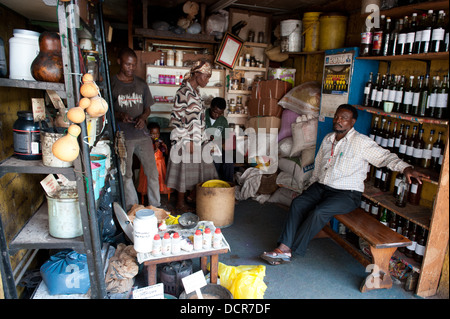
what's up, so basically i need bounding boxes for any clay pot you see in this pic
[31,32,64,83]
[52,124,81,162]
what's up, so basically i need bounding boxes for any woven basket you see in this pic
[258,172,279,195]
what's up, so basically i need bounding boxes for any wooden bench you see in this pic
[323,208,411,292]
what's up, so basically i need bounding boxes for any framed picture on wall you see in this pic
[214,32,244,70]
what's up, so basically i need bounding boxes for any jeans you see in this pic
[124,138,160,210]
[278,182,361,256]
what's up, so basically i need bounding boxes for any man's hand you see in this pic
[119,112,133,123]
[134,115,147,129]
[403,167,430,184]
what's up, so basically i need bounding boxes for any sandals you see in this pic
[260,248,292,266]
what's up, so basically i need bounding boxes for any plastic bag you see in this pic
[217,262,267,299]
[40,250,90,295]
[278,81,321,116]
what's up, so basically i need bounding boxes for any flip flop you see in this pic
[260,248,291,266]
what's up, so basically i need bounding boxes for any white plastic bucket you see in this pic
[280,20,302,52]
[9,29,40,81]
[46,189,83,239]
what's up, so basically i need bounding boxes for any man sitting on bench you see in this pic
[260,104,428,265]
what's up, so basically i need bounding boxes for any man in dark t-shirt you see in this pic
[111,48,160,210]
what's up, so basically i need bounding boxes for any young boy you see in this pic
[205,97,234,183]
[137,122,171,204]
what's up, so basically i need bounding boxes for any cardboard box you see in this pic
[246,116,281,133]
[251,79,293,100]
[248,98,283,117]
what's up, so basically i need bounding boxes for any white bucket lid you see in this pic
[13,29,40,38]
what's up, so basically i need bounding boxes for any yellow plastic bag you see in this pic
[217,262,267,299]
[165,214,180,225]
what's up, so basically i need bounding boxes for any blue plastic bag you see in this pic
[40,250,91,295]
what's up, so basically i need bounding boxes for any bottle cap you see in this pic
[215,228,222,234]
[195,229,202,235]
[204,228,211,234]
[154,234,160,240]
[164,233,170,239]
[173,232,179,238]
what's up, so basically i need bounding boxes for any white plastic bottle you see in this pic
[193,229,203,251]
[162,232,171,255]
[152,234,162,257]
[203,227,212,249]
[171,232,181,254]
[213,228,223,249]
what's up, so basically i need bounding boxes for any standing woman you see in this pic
[166,61,218,212]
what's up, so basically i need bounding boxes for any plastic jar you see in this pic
[152,234,162,256]
[9,29,40,80]
[193,229,203,251]
[213,228,223,249]
[162,232,172,255]
[13,111,42,160]
[171,232,181,254]
[133,209,157,253]
[202,228,212,249]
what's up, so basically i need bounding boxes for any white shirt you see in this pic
[311,128,411,192]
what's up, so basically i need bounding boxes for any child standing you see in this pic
[137,122,171,204]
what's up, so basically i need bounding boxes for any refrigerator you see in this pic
[316,47,380,152]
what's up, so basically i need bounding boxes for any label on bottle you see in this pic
[395,137,401,148]
[413,147,423,159]
[371,89,378,101]
[388,137,395,148]
[412,92,420,106]
[410,183,418,194]
[403,91,413,105]
[399,144,407,154]
[395,177,402,187]
[373,32,383,49]
[429,93,437,107]
[431,28,445,41]
[432,146,441,158]
[415,243,425,256]
[439,154,443,165]
[407,241,417,251]
[364,86,371,94]
[395,90,403,103]
[376,90,383,102]
[406,145,414,156]
[422,149,432,160]
[406,32,415,44]
[375,135,382,145]
[371,205,379,216]
[398,33,407,44]
[369,133,375,140]
[382,88,390,101]
[436,93,448,108]
[361,32,373,44]
[421,30,432,42]
[381,137,388,148]
[388,89,396,101]
[375,169,382,179]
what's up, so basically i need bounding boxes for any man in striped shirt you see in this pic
[260,104,428,265]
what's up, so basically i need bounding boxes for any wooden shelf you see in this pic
[0,78,66,98]
[363,181,433,230]
[354,105,449,126]
[0,157,76,180]
[356,52,449,62]
[228,90,251,95]
[234,66,268,72]
[366,0,449,19]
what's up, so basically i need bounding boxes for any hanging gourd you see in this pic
[52,124,81,162]
[79,97,91,109]
[67,106,86,123]
[80,73,99,98]
[31,31,64,83]
[86,96,108,118]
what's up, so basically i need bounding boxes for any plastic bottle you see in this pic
[213,228,223,249]
[202,228,212,249]
[162,232,171,255]
[171,232,181,254]
[152,234,162,257]
[133,209,157,253]
[193,229,203,251]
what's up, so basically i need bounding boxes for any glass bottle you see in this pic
[405,223,418,258]
[411,75,423,116]
[402,75,415,114]
[396,215,404,234]
[398,125,410,160]
[388,121,398,153]
[395,174,410,208]
[375,118,386,145]
[431,131,444,171]
[372,15,385,56]
[412,128,425,166]
[375,74,386,109]
[369,116,379,141]
[379,208,388,226]
[370,73,381,107]
[383,74,396,112]
[393,75,405,112]
[363,72,373,107]
[408,177,422,206]
[381,17,392,57]
[371,202,380,219]
[381,120,391,148]
[389,19,401,56]
[398,220,411,253]
[418,74,430,117]
[413,13,425,54]
[427,76,440,118]
[435,74,448,119]
[430,10,446,53]
[405,13,418,55]
[419,10,434,54]
[380,167,392,192]
[360,15,374,56]
[374,167,383,188]
[393,123,404,154]
[405,125,417,164]
[389,212,397,232]
[396,16,408,55]
[393,172,403,197]
[421,129,435,168]
[414,228,427,263]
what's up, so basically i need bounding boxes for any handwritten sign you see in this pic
[132,283,164,299]
[181,270,207,299]
[31,98,46,122]
[40,174,60,197]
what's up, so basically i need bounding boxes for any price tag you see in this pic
[132,283,164,299]
[181,270,207,299]
[31,98,46,122]
[40,174,60,197]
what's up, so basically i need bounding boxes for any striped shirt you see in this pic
[311,128,411,192]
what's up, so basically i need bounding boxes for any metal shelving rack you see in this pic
[0,0,124,299]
